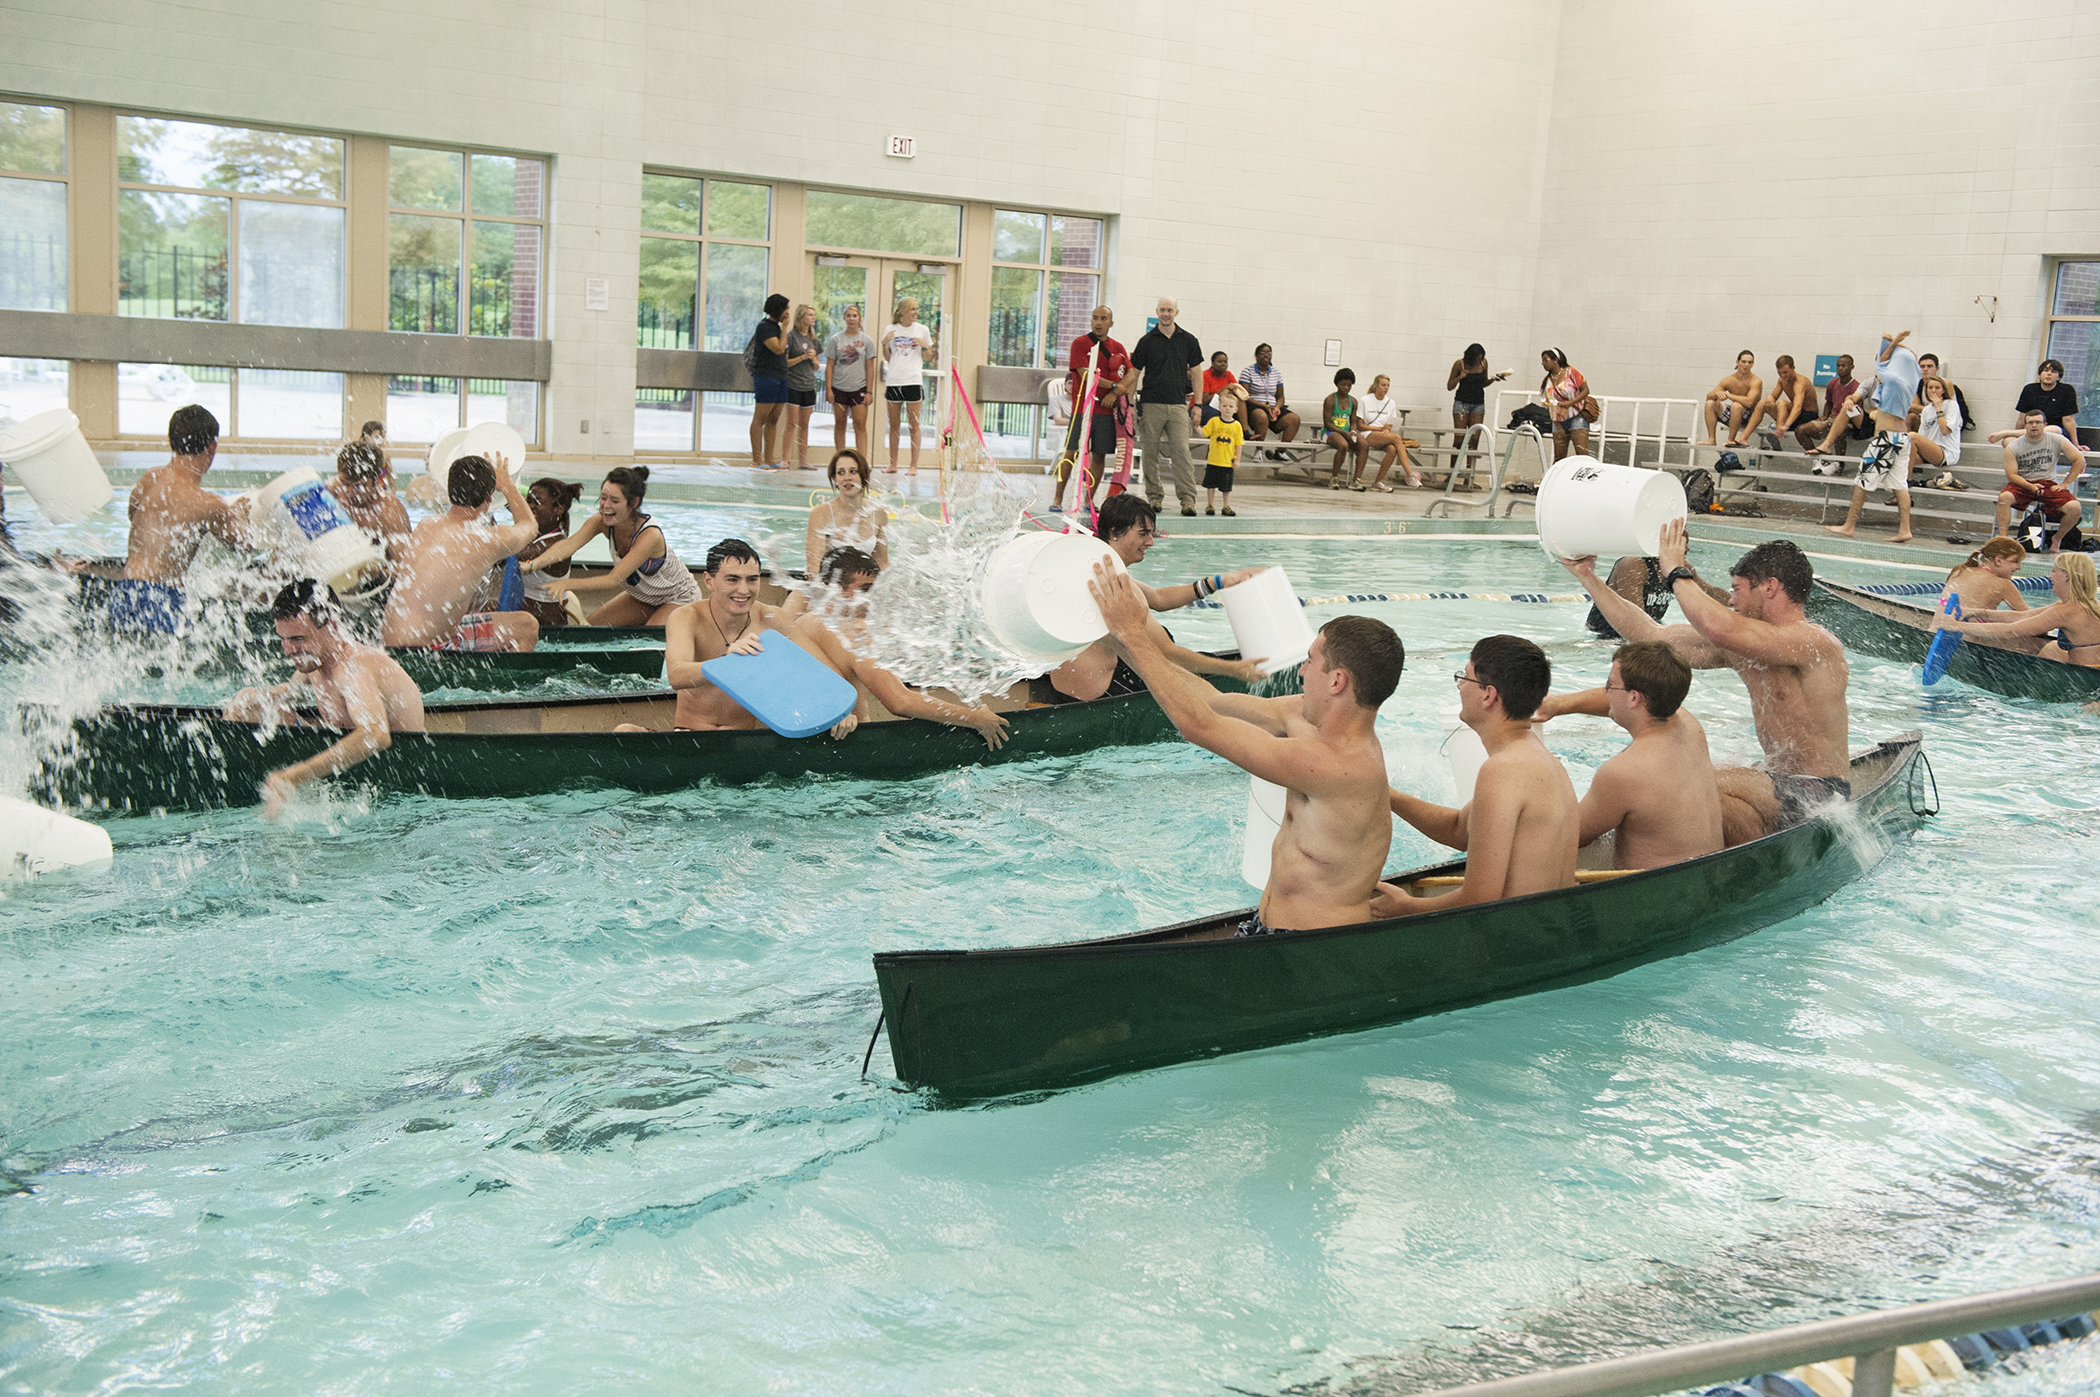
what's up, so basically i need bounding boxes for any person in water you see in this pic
[516,465,700,625]
[1563,523,1850,843]
[518,478,584,630]
[1378,634,1579,914]
[1531,640,1725,870]
[118,406,251,629]
[1940,537,2030,616]
[1582,555,1728,640]
[804,448,889,576]
[222,579,426,819]
[1091,562,1403,934]
[381,453,541,652]
[1935,551,2100,668]
[790,547,1012,750]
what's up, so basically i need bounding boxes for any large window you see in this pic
[805,190,960,258]
[0,358,68,419]
[384,376,541,444]
[637,173,771,353]
[2045,261,2100,431]
[389,146,544,338]
[0,100,67,312]
[987,209,1104,370]
[117,114,344,327]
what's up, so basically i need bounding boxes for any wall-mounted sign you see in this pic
[887,135,916,159]
[1324,339,1342,367]
[585,277,609,312]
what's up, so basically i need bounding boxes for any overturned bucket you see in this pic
[254,468,387,597]
[981,530,1126,664]
[0,409,115,524]
[1535,455,1685,561]
[1217,566,1314,674]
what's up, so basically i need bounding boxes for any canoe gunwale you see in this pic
[1812,579,2100,701]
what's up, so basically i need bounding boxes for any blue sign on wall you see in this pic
[1812,354,1840,386]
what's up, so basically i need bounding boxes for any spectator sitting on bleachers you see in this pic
[1358,374,1421,491]
[1702,351,1763,447]
[1909,375,1963,471]
[1996,408,2087,552]
[1795,353,1864,457]
[1238,344,1301,450]
[1988,359,2080,445]
[1199,352,1238,425]
[1321,369,1365,490]
[1912,352,1973,431]
[1740,355,1817,443]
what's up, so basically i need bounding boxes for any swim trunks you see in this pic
[1234,910,1299,938]
[427,611,504,652]
[1769,772,1851,826]
[104,579,186,634]
[1856,433,1913,492]
[2004,478,2075,513]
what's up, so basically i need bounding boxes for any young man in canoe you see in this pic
[790,547,1012,750]
[1051,494,1267,700]
[380,453,541,652]
[1377,634,1579,915]
[1089,562,1403,934]
[101,405,252,630]
[632,538,811,732]
[1532,641,1725,870]
[222,578,426,819]
[1561,522,1850,843]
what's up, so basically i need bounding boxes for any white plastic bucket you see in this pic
[0,409,114,524]
[0,795,113,877]
[1216,566,1314,674]
[255,468,386,595]
[1439,702,1488,807]
[981,531,1126,663]
[455,420,526,471]
[1240,775,1287,889]
[1534,455,1685,560]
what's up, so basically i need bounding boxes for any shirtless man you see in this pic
[1093,562,1402,933]
[1376,634,1578,915]
[1562,521,1850,845]
[326,439,411,562]
[123,405,250,587]
[1739,355,1817,442]
[647,537,807,731]
[1533,641,1724,870]
[791,547,1011,750]
[1995,409,2087,552]
[1049,494,1265,701]
[1701,351,1764,447]
[222,578,426,818]
[380,453,540,652]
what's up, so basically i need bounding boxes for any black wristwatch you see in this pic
[1665,566,1699,587]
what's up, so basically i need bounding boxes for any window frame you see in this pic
[2043,258,2100,430]
[0,96,70,314]
[988,203,1104,371]
[386,141,547,340]
[636,170,775,355]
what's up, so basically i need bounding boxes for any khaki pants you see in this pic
[1137,401,1198,509]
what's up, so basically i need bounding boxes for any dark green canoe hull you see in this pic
[389,647,663,690]
[29,665,1268,811]
[1810,580,2100,703]
[871,734,1929,1100]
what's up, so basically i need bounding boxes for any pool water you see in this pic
[4,514,2099,1394]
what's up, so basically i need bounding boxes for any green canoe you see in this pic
[870,732,1930,1100]
[386,646,662,691]
[29,659,1270,811]
[1811,580,2100,703]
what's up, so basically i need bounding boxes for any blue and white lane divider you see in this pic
[1189,591,1586,609]
[1853,576,2053,597]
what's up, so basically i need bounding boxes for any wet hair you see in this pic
[2058,553,2100,623]
[1333,368,1355,387]
[1950,536,2024,580]
[2038,358,2065,376]
[336,440,386,481]
[168,404,219,456]
[828,448,872,487]
[448,454,495,508]
[603,464,650,507]
[819,545,880,587]
[705,537,762,575]
[1094,493,1157,543]
[269,577,340,627]
[1469,634,1551,720]
[1318,615,1404,709]
[1613,640,1691,720]
[1775,354,1795,370]
[1463,343,1486,367]
[764,293,790,318]
[1729,538,1813,604]
[358,419,386,443]
[529,477,583,529]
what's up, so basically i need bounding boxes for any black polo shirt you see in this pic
[2016,381,2078,425]
[1129,327,1203,406]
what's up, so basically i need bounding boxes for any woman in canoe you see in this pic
[1940,536,2029,616]
[1936,551,2100,666]
[804,448,889,577]
[516,465,701,625]
[518,478,583,630]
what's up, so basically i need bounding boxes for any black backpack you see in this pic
[1506,403,1552,435]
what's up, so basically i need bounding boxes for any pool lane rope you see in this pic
[1188,591,1588,609]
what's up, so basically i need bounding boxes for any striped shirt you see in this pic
[1238,361,1285,406]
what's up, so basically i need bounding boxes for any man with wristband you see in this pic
[1047,494,1266,700]
[1127,297,1206,516]
[1558,521,1850,845]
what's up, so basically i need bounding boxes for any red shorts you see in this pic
[428,612,503,652]
[831,387,867,408]
[2003,479,2075,513]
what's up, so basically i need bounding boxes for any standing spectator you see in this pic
[1199,351,1238,424]
[1990,359,2080,444]
[1700,350,1763,447]
[1238,343,1301,449]
[1795,353,1863,455]
[881,297,935,475]
[1201,387,1245,516]
[1321,369,1365,490]
[1128,296,1204,516]
[823,304,878,456]
[747,293,791,470]
[1054,305,1130,514]
[1741,355,1817,442]
[783,304,823,471]
[1447,343,1509,484]
[1540,349,1593,462]
[1358,374,1421,490]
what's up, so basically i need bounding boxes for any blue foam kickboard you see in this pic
[699,628,856,738]
[1922,595,1961,685]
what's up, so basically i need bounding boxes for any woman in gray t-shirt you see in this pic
[823,304,879,455]
[784,304,823,470]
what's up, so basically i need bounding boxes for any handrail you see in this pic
[1416,1271,2100,1397]
[1493,388,1703,471]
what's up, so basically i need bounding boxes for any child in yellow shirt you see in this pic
[1202,386,1246,516]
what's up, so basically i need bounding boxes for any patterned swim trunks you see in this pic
[427,611,504,652]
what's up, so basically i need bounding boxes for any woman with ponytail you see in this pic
[517,465,701,625]
[1941,536,2029,616]
[1938,551,2100,667]
[519,478,585,629]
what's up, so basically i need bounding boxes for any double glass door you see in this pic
[809,255,951,443]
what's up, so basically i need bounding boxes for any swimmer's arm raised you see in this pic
[1560,555,1673,645]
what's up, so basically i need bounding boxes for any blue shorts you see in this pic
[107,579,185,634]
[1560,414,1591,434]
[752,375,789,405]
[1453,398,1484,416]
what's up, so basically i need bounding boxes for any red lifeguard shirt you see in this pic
[1068,332,1130,405]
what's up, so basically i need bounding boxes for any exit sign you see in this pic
[887,134,916,159]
